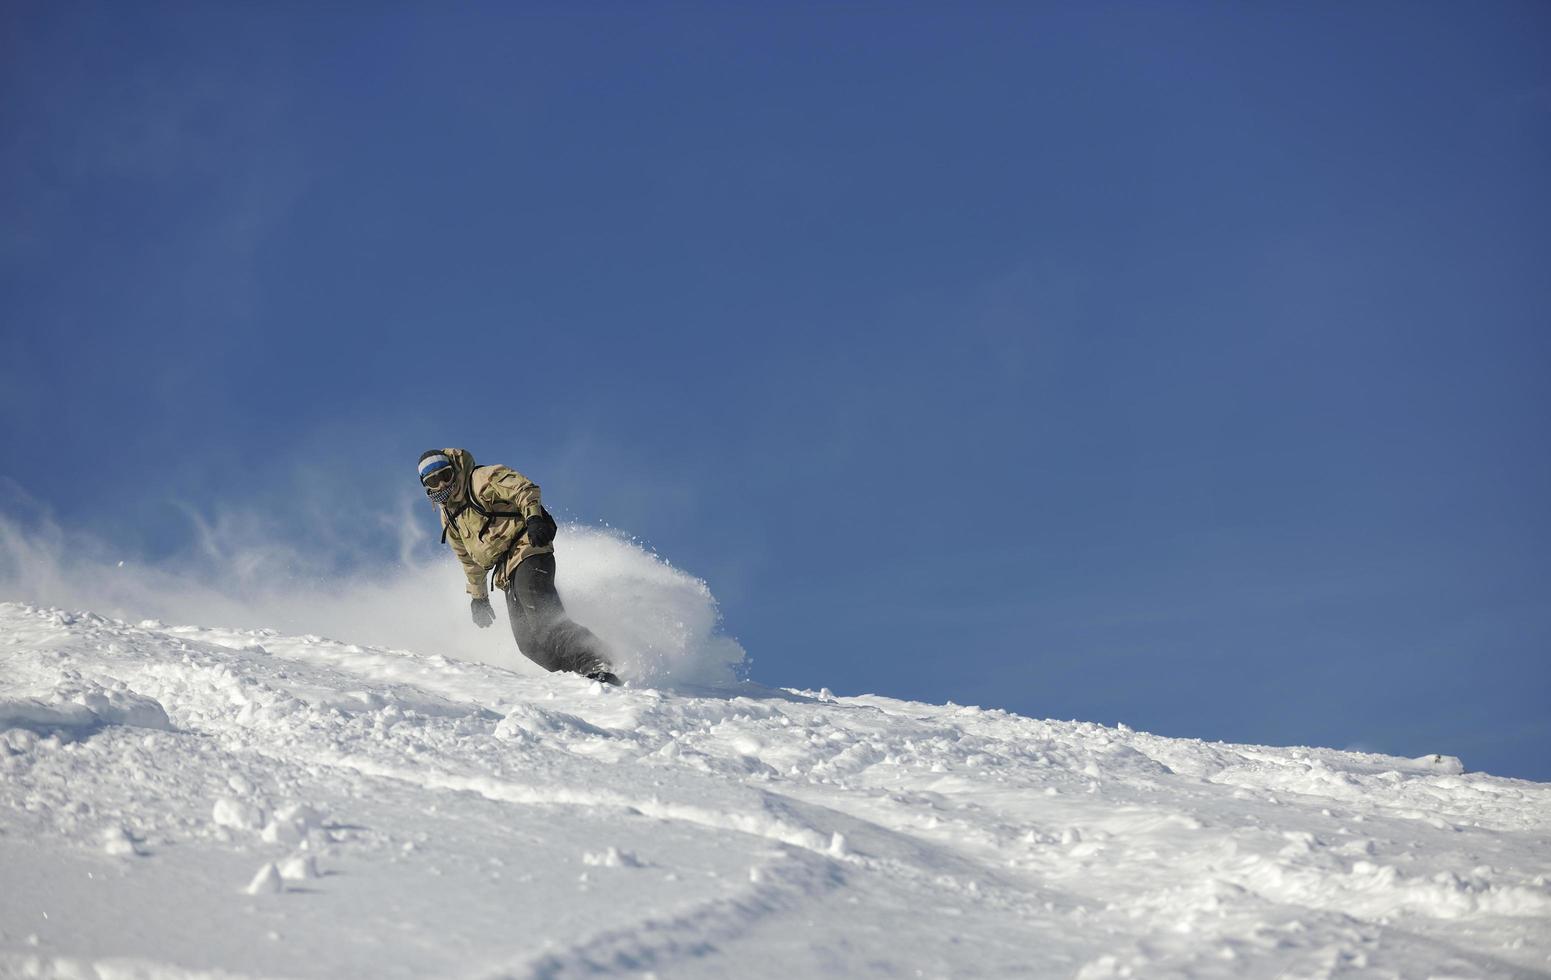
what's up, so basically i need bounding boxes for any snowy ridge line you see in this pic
[4,601,1551,977]
[308,751,836,855]
[893,698,1545,836]
[309,742,1072,938]
[487,852,846,980]
[308,745,1032,905]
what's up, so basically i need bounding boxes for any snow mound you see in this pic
[0,676,171,737]
[2,600,1549,979]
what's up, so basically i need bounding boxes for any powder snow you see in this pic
[1,601,1548,978]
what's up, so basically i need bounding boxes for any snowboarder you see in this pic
[418,448,620,685]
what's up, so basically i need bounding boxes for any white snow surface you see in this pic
[2,601,1548,979]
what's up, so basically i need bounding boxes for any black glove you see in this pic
[470,596,495,628]
[525,510,557,547]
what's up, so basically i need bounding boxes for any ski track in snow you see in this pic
[1,602,1548,979]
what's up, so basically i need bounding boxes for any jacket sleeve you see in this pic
[442,512,489,599]
[481,467,546,521]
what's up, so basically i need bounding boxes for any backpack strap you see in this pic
[437,468,476,544]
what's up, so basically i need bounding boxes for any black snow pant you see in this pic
[502,553,611,677]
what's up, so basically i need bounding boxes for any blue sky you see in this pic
[3,3,1548,778]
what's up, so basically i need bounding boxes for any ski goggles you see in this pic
[421,466,456,491]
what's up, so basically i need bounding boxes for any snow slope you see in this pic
[2,601,1548,979]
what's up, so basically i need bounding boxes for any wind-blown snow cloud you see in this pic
[0,506,746,687]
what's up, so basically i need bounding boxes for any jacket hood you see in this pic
[440,447,475,477]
